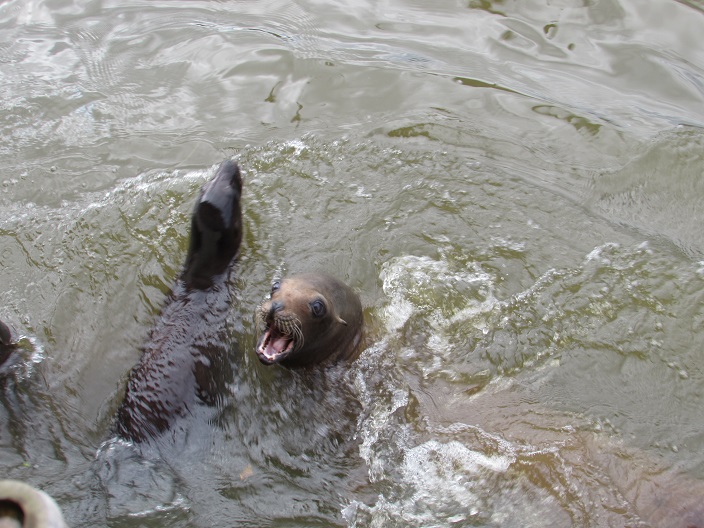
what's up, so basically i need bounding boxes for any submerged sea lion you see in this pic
[0,320,15,367]
[115,160,242,442]
[256,273,363,368]
[0,320,11,347]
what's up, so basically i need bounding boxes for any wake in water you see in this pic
[345,244,704,527]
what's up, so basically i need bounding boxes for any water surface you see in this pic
[2,0,704,526]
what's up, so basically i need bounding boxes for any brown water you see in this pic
[2,0,704,526]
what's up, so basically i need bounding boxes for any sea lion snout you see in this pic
[256,298,302,366]
[269,300,284,317]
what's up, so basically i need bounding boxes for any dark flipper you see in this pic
[182,160,243,290]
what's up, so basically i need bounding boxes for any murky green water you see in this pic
[2,0,704,526]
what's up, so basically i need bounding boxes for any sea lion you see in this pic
[0,320,11,347]
[114,160,242,442]
[256,273,363,368]
[0,320,15,367]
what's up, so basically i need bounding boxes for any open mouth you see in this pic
[256,325,296,365]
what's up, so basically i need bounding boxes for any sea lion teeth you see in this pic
[257,321,297,364]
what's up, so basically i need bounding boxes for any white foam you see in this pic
[380,254,499,335]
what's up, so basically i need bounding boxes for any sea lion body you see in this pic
[115,160,242,442]
[256,273,363,368]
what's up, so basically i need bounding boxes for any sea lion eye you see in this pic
[310,299,326,318]
[271,280,281,294]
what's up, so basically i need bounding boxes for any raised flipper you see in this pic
[182,159,243,289]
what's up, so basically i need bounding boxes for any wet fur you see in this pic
[114,160,242,442]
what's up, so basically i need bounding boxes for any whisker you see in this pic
[292,316,304,351]
[293,326,304,352]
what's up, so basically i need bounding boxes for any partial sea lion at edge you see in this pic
[0,320,12,347]
[114,160,243,442]
[0,319,15,367]
[256,273,363,368]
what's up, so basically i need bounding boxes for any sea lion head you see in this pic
[182,160,243,289]
[256,273,363,368]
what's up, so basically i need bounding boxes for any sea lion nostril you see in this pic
[270,301,284,317]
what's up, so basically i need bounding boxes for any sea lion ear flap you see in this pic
[336,316,348,326]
